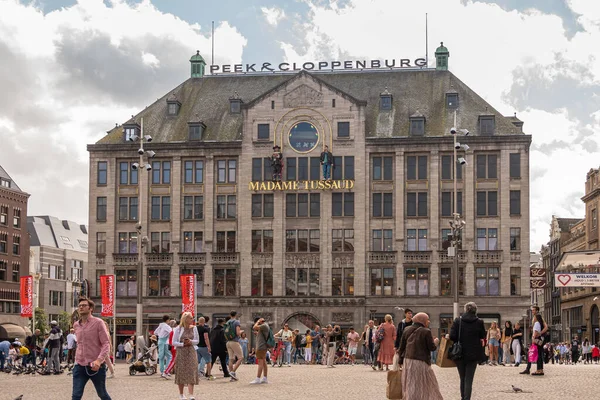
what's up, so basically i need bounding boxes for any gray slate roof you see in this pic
[557,218,583,232]
[27,215,88,252]
[97,69,525,145]
[0,164,24,192]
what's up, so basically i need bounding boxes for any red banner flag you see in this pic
[180,274,195,316]
[20,275,33,318]
[100,275,115,317]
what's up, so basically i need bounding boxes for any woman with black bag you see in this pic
[449,302,486,400]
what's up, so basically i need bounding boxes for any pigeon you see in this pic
[511,385,523,393]
[14,396,23,400]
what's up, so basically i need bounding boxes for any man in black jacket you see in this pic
[320,145,334,180]
[394,308,413,350]
[450,302,486,400]
[46,321,63,373]
[209,319,230,378]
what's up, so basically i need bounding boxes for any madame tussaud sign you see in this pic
[249,180,355,191]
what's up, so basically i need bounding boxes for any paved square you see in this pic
[2,362,598,399]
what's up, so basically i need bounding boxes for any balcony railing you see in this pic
[368,251,397,264]
[112,253,138,265]
[145,253,173,264]
[437,250,468,263]
[474,250,503,264]
[178,253,207,264]
[210,252,240,264]
[403,251,432,263]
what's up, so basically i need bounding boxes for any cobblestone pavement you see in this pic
[2,362,598,400]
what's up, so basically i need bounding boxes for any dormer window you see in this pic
[188,122,206,141]
[166,93,181,116]
[410,117,425,136]
[0,179,10,188]
[229,92,243,114]
[446,93,459,108]
[479,116,495,135]
[380,87,392,110]
[123,122,140,141]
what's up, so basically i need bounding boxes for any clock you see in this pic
[288,122,319,153]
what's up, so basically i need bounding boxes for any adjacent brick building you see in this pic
[87,44,532,342]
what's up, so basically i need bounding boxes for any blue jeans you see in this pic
[72,364,111,400]
[0,351,6,369]
[322,164,331,179]
[157,337,172,374]
[293,347,302,363]
[283,342,292,364]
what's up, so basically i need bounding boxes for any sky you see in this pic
[0,0,599,252]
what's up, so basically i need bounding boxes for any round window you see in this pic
[288,122,319,153]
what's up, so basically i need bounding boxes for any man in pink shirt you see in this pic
[347,327,360,365]
[72,297,112,400]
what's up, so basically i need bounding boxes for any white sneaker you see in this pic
[229,371,238,381]
[249,378,261,384]
[107,373,115,379]
[260,377,269,384]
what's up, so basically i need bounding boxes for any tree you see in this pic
[35,307,49,336]
[58,311,72,334]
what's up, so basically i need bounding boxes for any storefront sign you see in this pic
[249,179,354,192]
[210,58,427,74]
[530,268,546,278]
[180,274,195,317]
[19,275,33,318]
[115,318,134,325]
[100,275,115,317]
[530,279,547,289]
[555,273,600,287]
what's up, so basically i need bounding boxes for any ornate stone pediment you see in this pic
[285,253,320,268]
[284,84,323,108]
[332,312,353,323]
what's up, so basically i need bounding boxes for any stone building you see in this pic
[87,44,532,342]
[0,164,30,341]
[27,216,88,324]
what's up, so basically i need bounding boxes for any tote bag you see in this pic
[386,369,403,399]
[528,344,538,363]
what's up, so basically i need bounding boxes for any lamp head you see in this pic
[145,163,152,171]
[131,163,139,170]
[146,150,156,158]
[144,135,153,142]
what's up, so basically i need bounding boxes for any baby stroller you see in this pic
[129,343,157,376]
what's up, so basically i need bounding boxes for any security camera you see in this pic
[145,164,152,171]
[455,142,462,150]
[135,223,142,231]
[458,157,467,165]
[146,150,156,158]
[131,163,139,170]
[460,129,470,136]
[450,127,457,135]
[461,144,470,151]
[138,148,144,155]
[127,134,139,142]
[144,135,153,142]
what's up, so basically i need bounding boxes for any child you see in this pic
[592,343,600,364]
[304,329,313,363]
[8,344,17,366]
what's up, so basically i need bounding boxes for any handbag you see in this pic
[386,369,403,399]
[448,317,463,361]
[528,344,538,363]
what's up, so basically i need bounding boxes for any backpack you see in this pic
[301,335,307,345]
[375,325,385,343]
[25,335,34,348]
[266,327,276,349]
[224,319,237,341]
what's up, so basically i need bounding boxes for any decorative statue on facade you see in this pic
[320,144,334,181]
[271,145,284,181]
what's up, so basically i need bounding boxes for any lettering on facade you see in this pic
[249,180,354,192]
[115,318,134,325]
[332,312,354,323]
[252,312,273,323]
[283,84,323,108]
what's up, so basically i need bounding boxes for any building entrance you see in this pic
[283,312,321,332]
[591,305,599,344]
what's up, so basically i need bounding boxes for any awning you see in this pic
[557,250,600,271]
[0,323,31,342]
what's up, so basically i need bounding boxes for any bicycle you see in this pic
[271,338,285,367]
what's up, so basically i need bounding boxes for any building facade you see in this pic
[0,165,30,340]
[27,216,88,324]
[87,45,532,342]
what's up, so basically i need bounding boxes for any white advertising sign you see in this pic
[554,273,600,287]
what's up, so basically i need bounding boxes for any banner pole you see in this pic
[194,274,197,321]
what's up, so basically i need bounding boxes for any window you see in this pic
[182,232,203,253]
[118,197,138,221]
[380,95,392,110]
[0,206,7,225]
[124,126,138,141]
[97,162,107,185]
[509,153,521,178]
[407,156,427,180]
[330,156,354,180]
[217,159,237,183]
[476,267,500,296]
[332,193,354,216]
[257,124,270,140]
[189,124,204,141]
[184,160,204,184]
[150,196,170,220]
[12,209,20,229]
[476,191,498,216]
[373,193,393,217]
[592,208,598,229]
[310,157,320,180]
[286,229,320,252]
[11,263,19,282]
[252,194,274,218]
[12,235,20,255]
[70,260,83,282]
[151,161,171,184]
[286,158,296,181]
[217,195,236,219]
[418,229,428,251]
[405,229,427,251]
[372,229,393,251]
[446,93,459,108]
[441,192,463,216]
[310,193,320,217]
[214,268,237,296]
[510,228,521,251]
[332,267,354,296]
[476,154,497,179]
[405,267,429,296]
[96,197,107,221]
[441,229,451,249]
[148,269,170,296]
[48,265,65,280]
[510,267,521,296]
[49,291,64,307]
[0,233,6,254]
[476,228,498,250]
[252,158,272,181]
[479,116,495,135]
[183,196,203,220]
[510,190,521,215]
[337,122,350,138]
[96,232,106,254]
[0,260,6,280]
[251,268,273,296]
[332,229,354,252]
[370,267,394,295]
[150,232,171,253]
[168,102,180,115]
[298,157,308,180]
[410,118,425,136]
[441,155,452,180]
[372,156,393,181]
[440,267,465,296]
[251,230,274,253]
[215,231,236,253]
[344,156,354,179]
[286,194,319,217]
[119,162,137,185]
[285,268,319,296]
[115,270,137,297]
[406,192,427,217]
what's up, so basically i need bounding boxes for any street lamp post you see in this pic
[450,110,470,319]
[128,117,155,338]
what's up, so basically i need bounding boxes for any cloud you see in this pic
[261,6,286,27]
[0,0,247,225]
